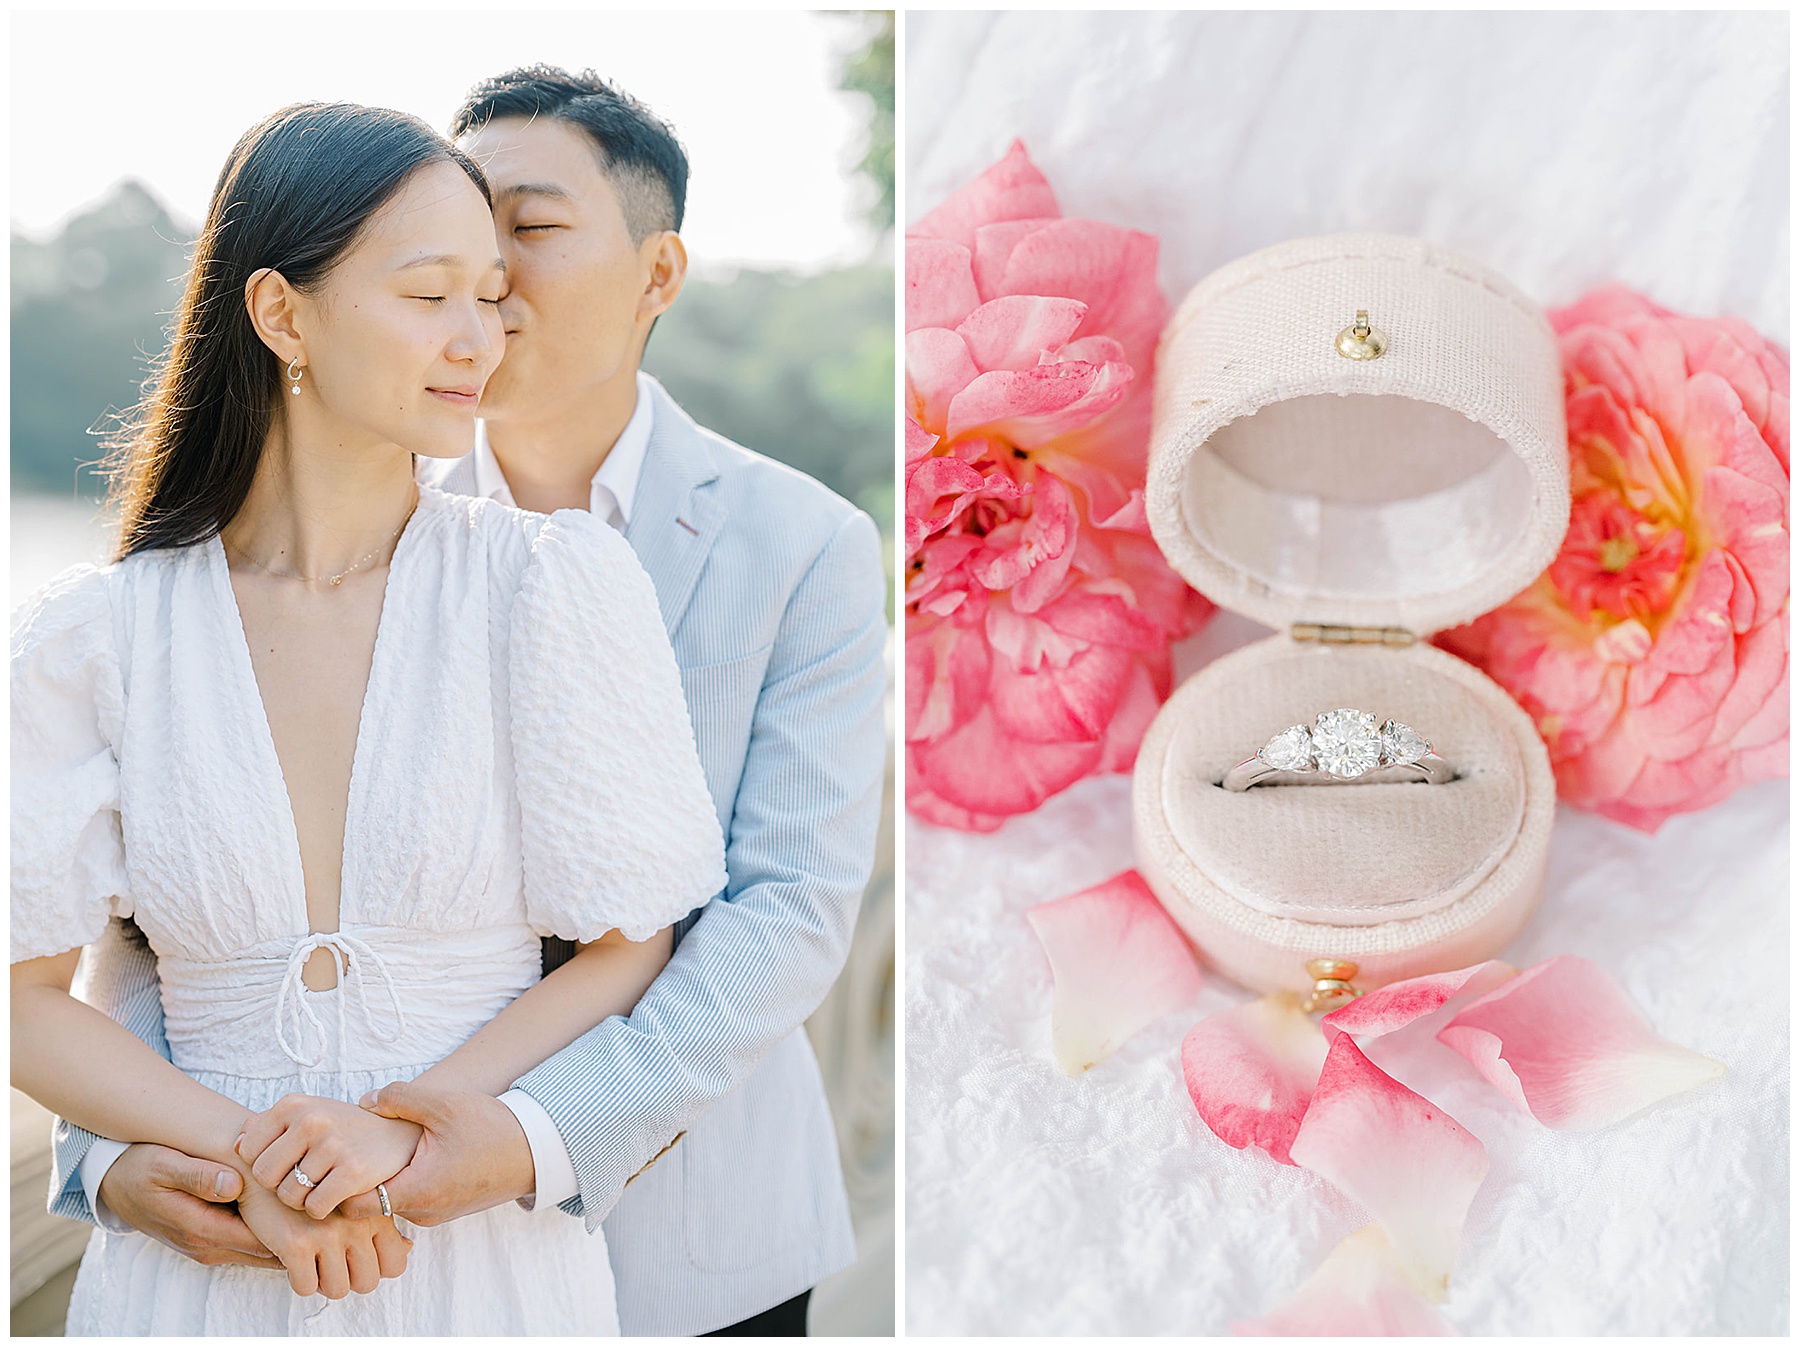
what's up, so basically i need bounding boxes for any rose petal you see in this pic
[1181,991,1327,1166]
[904,416,939,466]
[906,327,981,437]
[905,237,981,332]
[1436,955,1726,1131]
[1288,1036,1488,1301]
[994,216,1169,372]
[905,609,990,745]
[908,700,1102,817]
[944,359,1136,448]
[1092,655,1162,775]
[1320,961,1517,1043]
[1233,1225,1460,1337]
[904,756,1008,832]
[1026,870,1203,1075]
[956,295,1089,373]
[987,640,1132,745]
[908,139,1061,252]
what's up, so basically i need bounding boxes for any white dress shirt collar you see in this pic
[471,369,656,532]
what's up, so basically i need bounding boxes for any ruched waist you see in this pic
[158,923,543,1079]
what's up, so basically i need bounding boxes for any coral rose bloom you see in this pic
[906,142,1211,831]
[1441,287,1788,831]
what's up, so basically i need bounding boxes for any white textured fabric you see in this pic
[10,483,724,1334]
[906,8,1788,1335]
[906,773,1789,1336]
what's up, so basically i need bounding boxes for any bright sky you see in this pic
[9,8,880,273]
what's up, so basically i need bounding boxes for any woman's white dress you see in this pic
[10,485,727,1335]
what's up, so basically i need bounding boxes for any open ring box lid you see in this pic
[1133,234,1570,995]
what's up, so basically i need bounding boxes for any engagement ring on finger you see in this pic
[377,1183,392,1219]
[1222,709,1453,790]
[291,1166,314,1189]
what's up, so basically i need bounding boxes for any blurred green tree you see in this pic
[10,182,189,497]
[834,10,895,234]
[10,183,895,548]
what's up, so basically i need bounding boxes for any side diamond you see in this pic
[1380,719,1429,766]
[1312,709,1381,777]
[1258,725,1314,771]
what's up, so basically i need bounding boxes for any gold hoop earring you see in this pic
[287,357,304,396]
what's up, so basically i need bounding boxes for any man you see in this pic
[50,67,888,1337]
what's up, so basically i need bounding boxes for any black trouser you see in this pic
[703,1289,811,1337]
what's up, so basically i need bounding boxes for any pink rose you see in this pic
[906,143,1212,831]
[1440,286,1789,831]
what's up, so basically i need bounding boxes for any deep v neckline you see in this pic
[208,502,422,938]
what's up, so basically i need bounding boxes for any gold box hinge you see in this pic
[1291,622,1416,648]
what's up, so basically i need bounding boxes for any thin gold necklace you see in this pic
[227,498,418,588]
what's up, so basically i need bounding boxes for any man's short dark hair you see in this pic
[451,65,688,242]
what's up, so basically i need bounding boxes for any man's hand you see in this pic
[97,1143,282,1270]
[336,1081,537,1227]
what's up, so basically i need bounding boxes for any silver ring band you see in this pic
[1223,709,1454,791]
[376,1183,392,1219]
[291,1166,314,1189]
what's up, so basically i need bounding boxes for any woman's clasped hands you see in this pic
[233,1093,423,1298]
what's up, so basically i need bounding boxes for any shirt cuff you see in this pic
[497,1088,581,1211]
[80,1138,135,1234]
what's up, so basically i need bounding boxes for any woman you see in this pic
[10,103,725,1334]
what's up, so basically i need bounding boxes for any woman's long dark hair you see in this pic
[103,103,491,560]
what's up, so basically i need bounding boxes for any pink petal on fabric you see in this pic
[1234,1225,1460,1337]
[956,295,1089,373]
[1288,1035,1488,1301]
[1026,870,1203,1075]
[1320,961,1517,1043]
[1181,992,1327,1166]
[905,237,981,332]
[909,139,1061,251]
[1436,955,1726,1131]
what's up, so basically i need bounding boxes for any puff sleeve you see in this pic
[510,510,727,943]
[11,566,129,964]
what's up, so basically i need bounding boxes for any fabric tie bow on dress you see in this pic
[273,931,409,1072]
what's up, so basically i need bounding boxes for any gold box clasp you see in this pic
[1301,959,1364,1014]
[1337,309,1388,360]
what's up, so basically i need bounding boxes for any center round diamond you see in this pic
[1312,709,1381,777]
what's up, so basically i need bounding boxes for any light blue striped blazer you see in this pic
[47,375,890,1335]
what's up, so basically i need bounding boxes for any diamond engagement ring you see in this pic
[1222,708,1453,790]
[377,1183,392,1219]
[291,1167,314,1189]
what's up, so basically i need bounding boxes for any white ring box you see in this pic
[1133,235,1570,995]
